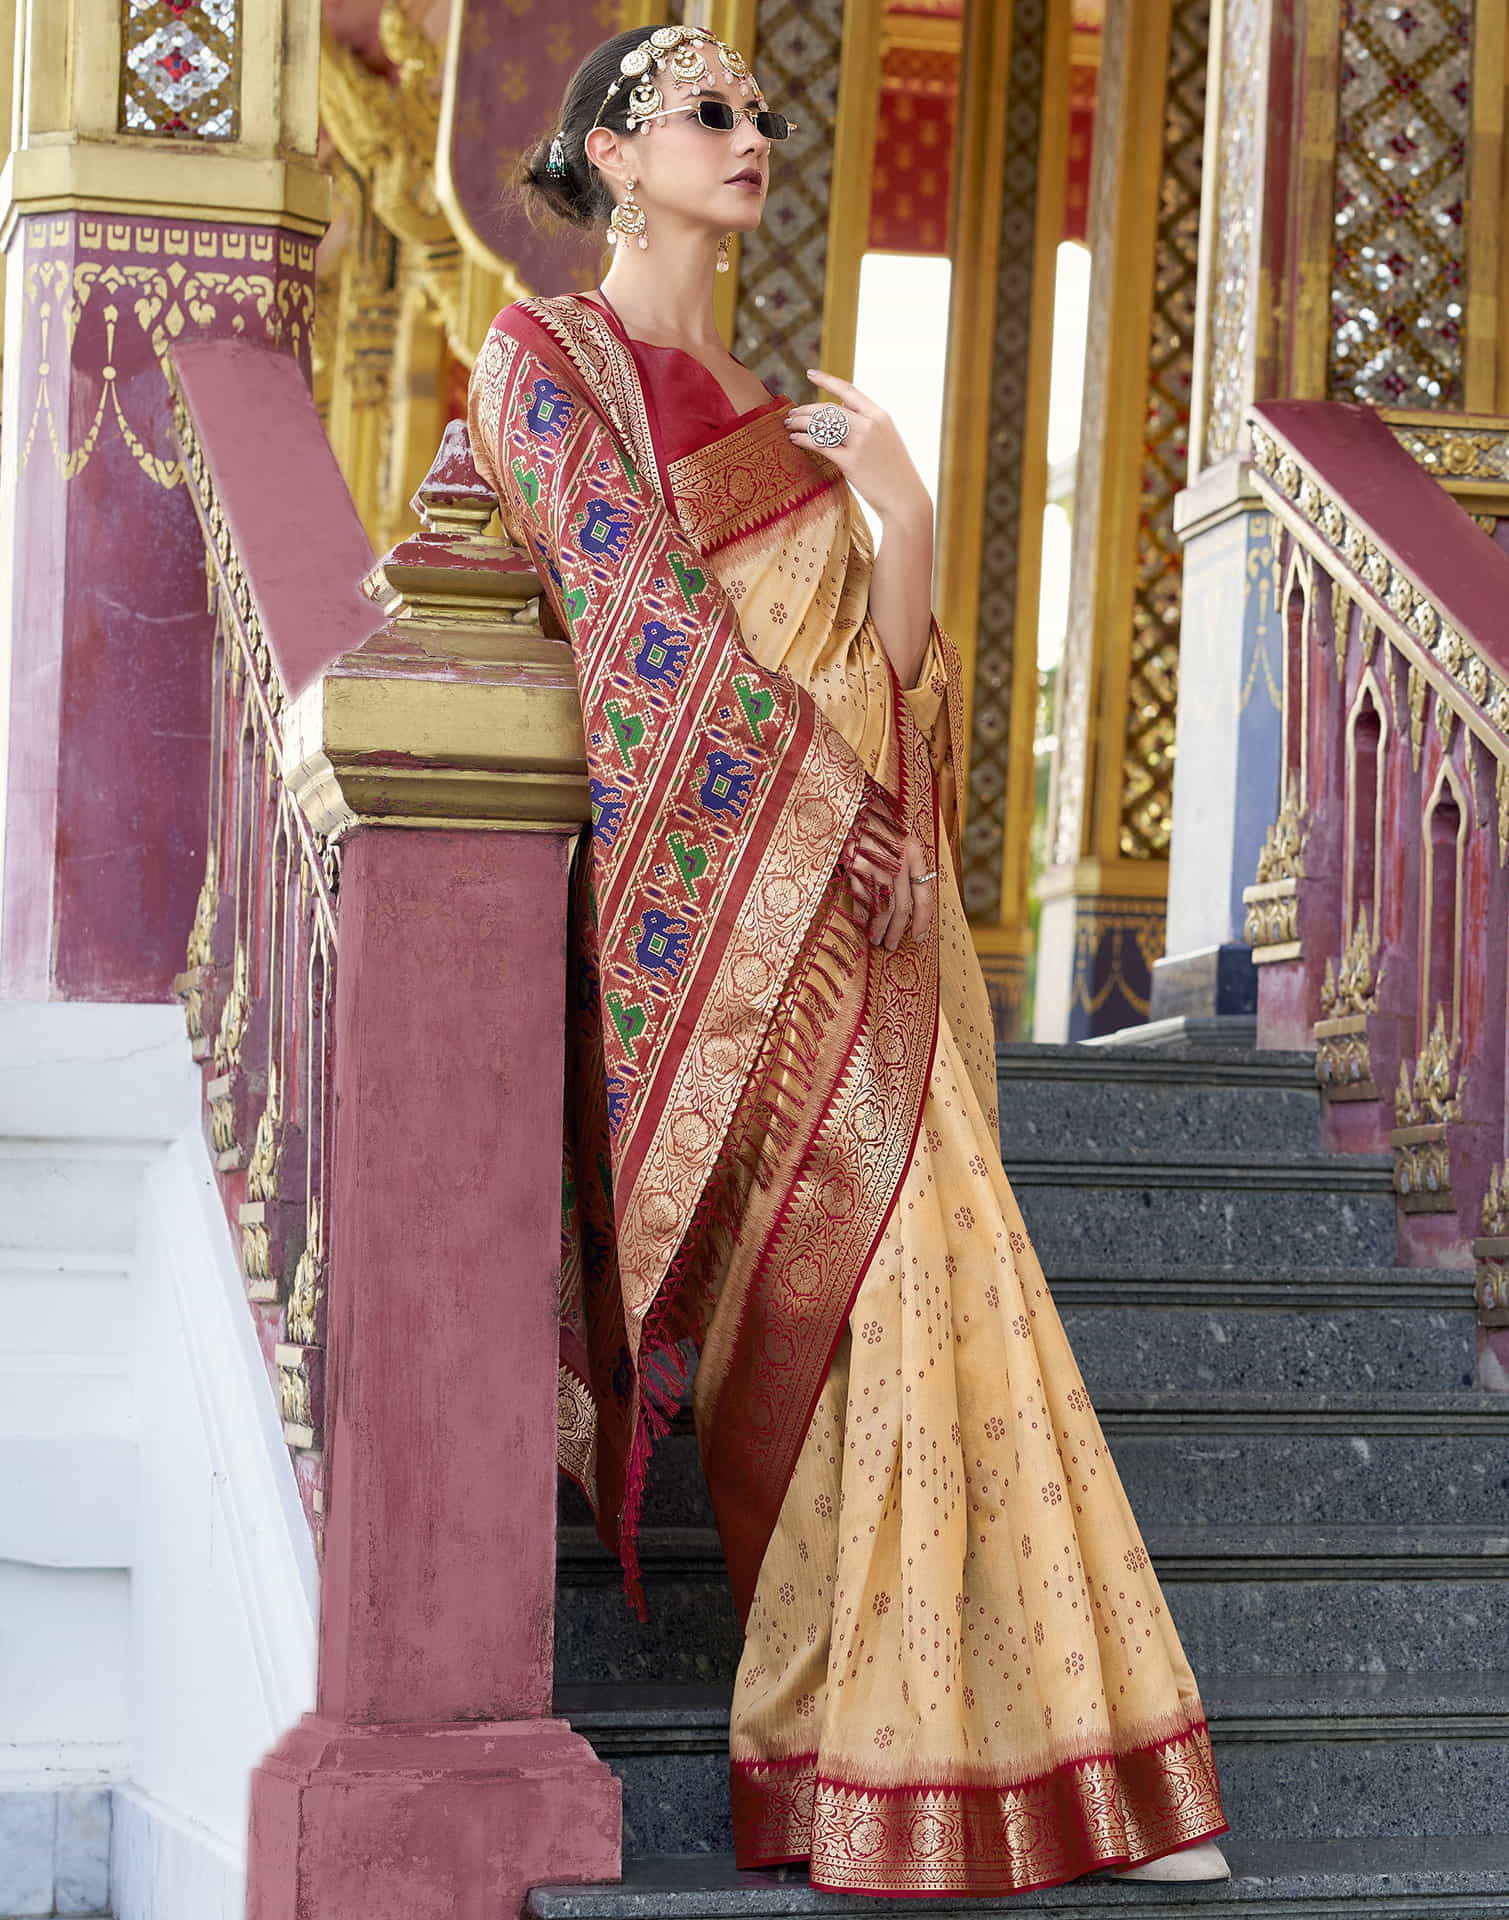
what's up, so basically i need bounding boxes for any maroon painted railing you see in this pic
[1244,401,1509,1386]
[169,341,376,1539]
[164,339,620,1913]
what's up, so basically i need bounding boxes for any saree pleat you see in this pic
[468,291,1228,1896]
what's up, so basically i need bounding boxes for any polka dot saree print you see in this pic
[466,292,1228,1895]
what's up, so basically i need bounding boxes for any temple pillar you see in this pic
[936,0,1069,1039]
[0,0,326,1001]
[1034,0,1210,1040]
[1159,1,1503,1023]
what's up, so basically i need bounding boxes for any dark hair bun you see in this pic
[510,26,661,234]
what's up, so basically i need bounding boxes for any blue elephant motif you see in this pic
[699,750,757,818]
[579,498,634,557]
[525,376,574,441]
[633,620,690,687]
[635,907,692,979]
[605,1073,630,1133]
[590,777,627,846]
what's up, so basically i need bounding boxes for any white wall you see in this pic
[0,1005,317,1919]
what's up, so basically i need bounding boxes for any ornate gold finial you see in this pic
[1255,786,1307,886]
[287,1196,325,1349]
[1482,1162,1509,1239]
[246,1062,282,1205]
[213,941,250,1077]
[1330,579,1351,679]
[1320,907,1382,1019]
[1407,664,1427,770]
[1395,1006,1464,1128]
[185,853,218,972]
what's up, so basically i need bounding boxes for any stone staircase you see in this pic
[545,1040,1509,1915]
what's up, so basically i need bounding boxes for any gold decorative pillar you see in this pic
[1161,0,1508,1026]
[936,0,1069,1038]
[1035,0,1209,1040]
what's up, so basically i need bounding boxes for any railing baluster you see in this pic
[1245,403,1509,1383]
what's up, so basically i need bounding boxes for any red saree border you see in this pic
[693,664,940,1625]
[469,296,938,1621]
[730,1716,1228,1897]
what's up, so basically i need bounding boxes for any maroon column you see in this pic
[0,214,314,1001]
[246,824,620,1918]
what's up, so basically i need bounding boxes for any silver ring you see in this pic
[808,402,850,448]
[916,869,937,884]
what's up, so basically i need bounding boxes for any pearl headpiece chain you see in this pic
[591,22,763,138]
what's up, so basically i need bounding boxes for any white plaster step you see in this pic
[0,1142,151,1252]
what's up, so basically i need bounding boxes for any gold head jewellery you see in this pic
[588,23,764,138]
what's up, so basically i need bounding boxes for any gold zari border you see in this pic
[732,1717,1226,1895]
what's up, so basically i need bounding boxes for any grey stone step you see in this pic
[554,1525,1509,1689]
[996,1044,1322,1162]
[560,1389,1509,1534]
[1008,1155,1398,1272]
[527,1834,1509,1918]
[550,1674,1509,1855]
[1061,1300,1476,1395]
[1047,1266,1472,1309]
[1098,1390,1509,1528]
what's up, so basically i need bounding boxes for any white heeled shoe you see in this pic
[1113,1838,1231,1882]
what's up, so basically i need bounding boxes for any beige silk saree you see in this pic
[467,290,1228,1896]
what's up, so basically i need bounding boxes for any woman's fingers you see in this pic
[804,368,876,416]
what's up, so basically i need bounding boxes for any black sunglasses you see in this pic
[678,99,797,139]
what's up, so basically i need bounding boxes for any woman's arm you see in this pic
[782,370,935,692]
[865,489,935,692]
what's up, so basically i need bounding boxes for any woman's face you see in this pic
[591,70,774,233]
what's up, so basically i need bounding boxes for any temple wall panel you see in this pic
[1034,0,1208,1041]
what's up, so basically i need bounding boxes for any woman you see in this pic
[468,21,1231,1897]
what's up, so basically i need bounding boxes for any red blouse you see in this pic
[576,291,790,465]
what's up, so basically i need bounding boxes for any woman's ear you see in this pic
[583,126,621,184]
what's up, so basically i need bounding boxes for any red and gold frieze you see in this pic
[15,216,315,494]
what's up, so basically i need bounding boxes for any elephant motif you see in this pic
[590,777,627,846]
[634,620,690,687]
[698,749,757,818]
[635,907,692,979]
[579,498,635,557]
[525,376,574,441]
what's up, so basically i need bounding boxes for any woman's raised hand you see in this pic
[784,370,930,526]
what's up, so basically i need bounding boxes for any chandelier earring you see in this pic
[717,232,731,273]
[608,176,649,251]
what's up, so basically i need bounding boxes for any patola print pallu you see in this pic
[467,292,1228,1896]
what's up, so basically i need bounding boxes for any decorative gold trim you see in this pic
[1466,2,1508,413]
[1330,578,1351,677]
[1249,418,1509,770]
[1290,2,1341,401]
[280,648,589,840]
[818,0,884,383]
[881,12,963,56]
[1085,0,1177,863]
[1320,904,1381,1018]
[1396,1006,1464,1127]
[935,0,1014,773]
